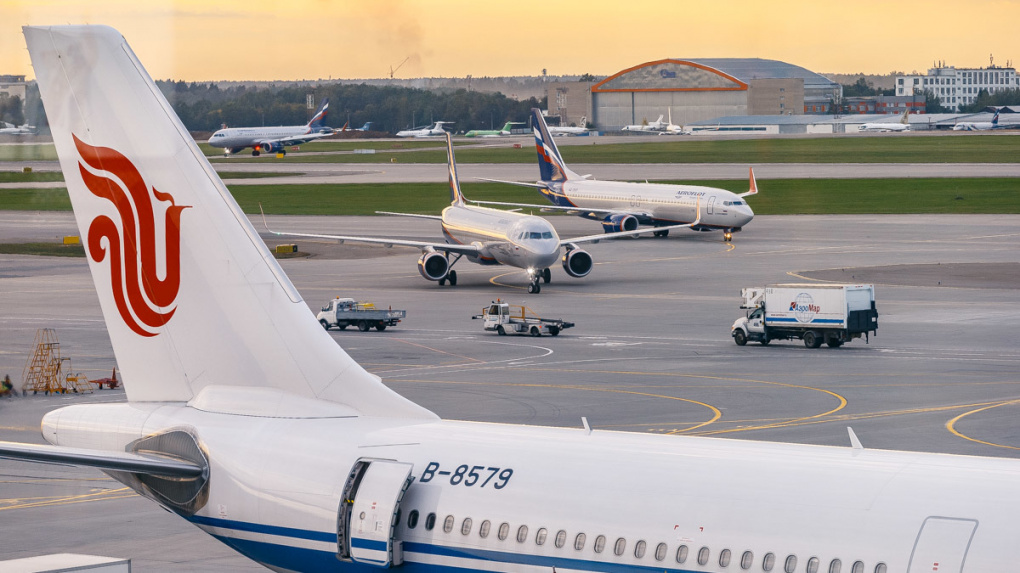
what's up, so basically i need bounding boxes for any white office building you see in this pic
[896,63,1018,111]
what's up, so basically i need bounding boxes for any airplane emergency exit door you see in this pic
[337,459,414,568]
[906,516,978,573]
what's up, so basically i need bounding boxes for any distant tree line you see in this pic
[841,77,895,97]
[958,88,1020,113]
[155,80,546,134]
[0,95,25,125]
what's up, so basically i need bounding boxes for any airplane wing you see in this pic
[259,131,334,147]
[0,440,205,478]
[561,203,702,245]
[260,209,481,256]
[469,199,649,219]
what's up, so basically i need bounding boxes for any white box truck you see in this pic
[731,284,877,348]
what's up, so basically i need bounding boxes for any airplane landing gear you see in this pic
[542,268,551,284]
[252,149,261,157]
[723,231,733,242]
[527,270,542,294]
[653,229,670,238]
[527,280,541,294]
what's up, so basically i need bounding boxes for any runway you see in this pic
[1,213,1019,568]
[4,160,1020,188]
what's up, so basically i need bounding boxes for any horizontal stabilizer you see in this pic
[0,440,204,478]
[476,177,548,189]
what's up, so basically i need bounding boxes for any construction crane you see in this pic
[389,56,410,79]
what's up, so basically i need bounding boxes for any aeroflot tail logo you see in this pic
[73,135,190,337]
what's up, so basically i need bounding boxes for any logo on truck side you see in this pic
[790,293,820,323]
[74,134,190,337]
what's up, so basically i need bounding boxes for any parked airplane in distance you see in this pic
[0,121,36,135]
[265,132,699,293]
[465,121,524,138]
[658,109,685,135]
[858,110,910,132]
[953,109,1002,131]
[14,25,1020,573]
[546,115,589,136]
[477,108,754,242]
[396,121,453,137]
[208,98,333,156]
[622,114,666,131]
[352,121,374,132]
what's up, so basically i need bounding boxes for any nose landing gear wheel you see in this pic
[723,231,733,242]
[527,282,541,294]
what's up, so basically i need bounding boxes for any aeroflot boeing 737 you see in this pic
[264,132,700,294]
[479,109,755,242]
[6,25,1020,573]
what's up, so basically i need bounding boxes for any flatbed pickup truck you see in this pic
[317,297,406,332]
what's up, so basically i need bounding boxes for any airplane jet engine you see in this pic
[561,248,593,278]
[417,250,450,281]
[258,141,285,154]
[601,213,639,233]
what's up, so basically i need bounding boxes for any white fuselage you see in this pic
[555,180,754,230]
[208,126,317,150]
[858,123,909,133]
[441,204,561,270]
[952,122,995,131]
[396,124,449,138]
[44,401,1020,572]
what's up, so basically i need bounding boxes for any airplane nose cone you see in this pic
[738,205,754,227]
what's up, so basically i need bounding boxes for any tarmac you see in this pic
[1,212,1019,569]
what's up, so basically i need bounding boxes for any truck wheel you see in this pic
[530,326,541,337]
[358,321,369,332]
[826,339,843,348]
[338,324,347,331]
[760,336,770,346]
[376,324,387,331]
[548,326,560,336]
[448,270,457,286]
[319,320,330,330]
[733,330,747,346]
[803,331,822,349]
[497,326,506,336]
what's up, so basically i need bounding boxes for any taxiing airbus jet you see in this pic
[8,25,1020,573]
[396,121,453,137]
[265,132,700,294]
[208,98,333,156]
[953,109,1002,131]
[478,108,755,242]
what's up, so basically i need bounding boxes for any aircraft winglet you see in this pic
[740,167,758,198]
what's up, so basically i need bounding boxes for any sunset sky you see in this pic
[3,1,1020,82]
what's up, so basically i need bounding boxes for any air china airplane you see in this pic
[478,108,755,242]
[952,109,1001,131]
[7,25,1020,573]
[396,121,453,137]
[265,131,700,294]
[208,98,333,156]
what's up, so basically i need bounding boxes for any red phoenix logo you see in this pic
[73,135,189,337]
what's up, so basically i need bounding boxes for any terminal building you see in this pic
[896,62,1018,111]
[547,58,842,131]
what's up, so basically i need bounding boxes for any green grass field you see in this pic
[0,242,85,257]
[0,171,297,183]
[2,179,1015,215]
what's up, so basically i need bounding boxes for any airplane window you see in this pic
[460,518,472,536]
[535,528,547,545]
[443,515,454,533]
[574,533,586,551]
[634,540,646,559]
[654,543,667,561]
[784,555,798,573]
[424,513,436,531]
[555,530,567,548]
[675,545,689,563]
[594,535,606,554]
[874,565,887,573]
[542,232,553,239]
[407,510,419,529]
[828,559,842,573]
[497,522,509,540]
[478,520,491,538]
[763,552,776,571]
[740,550,753,569]
[697,546,710,565]
[719,548,730,567]
[807,557,819,573]
[516,525,528,543]
[614,538,626,556]
[850,561,863,573]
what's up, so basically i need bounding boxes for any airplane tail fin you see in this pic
[901,110,910,124]
[992,109,1000,125]
[739,167,759,198]
[25,25,433,419]
[361,122,373,131]
[530,108,580,182]
[445,132,465,205]
[307,98,329,128]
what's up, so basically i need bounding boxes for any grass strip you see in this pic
[0,242,85,257]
